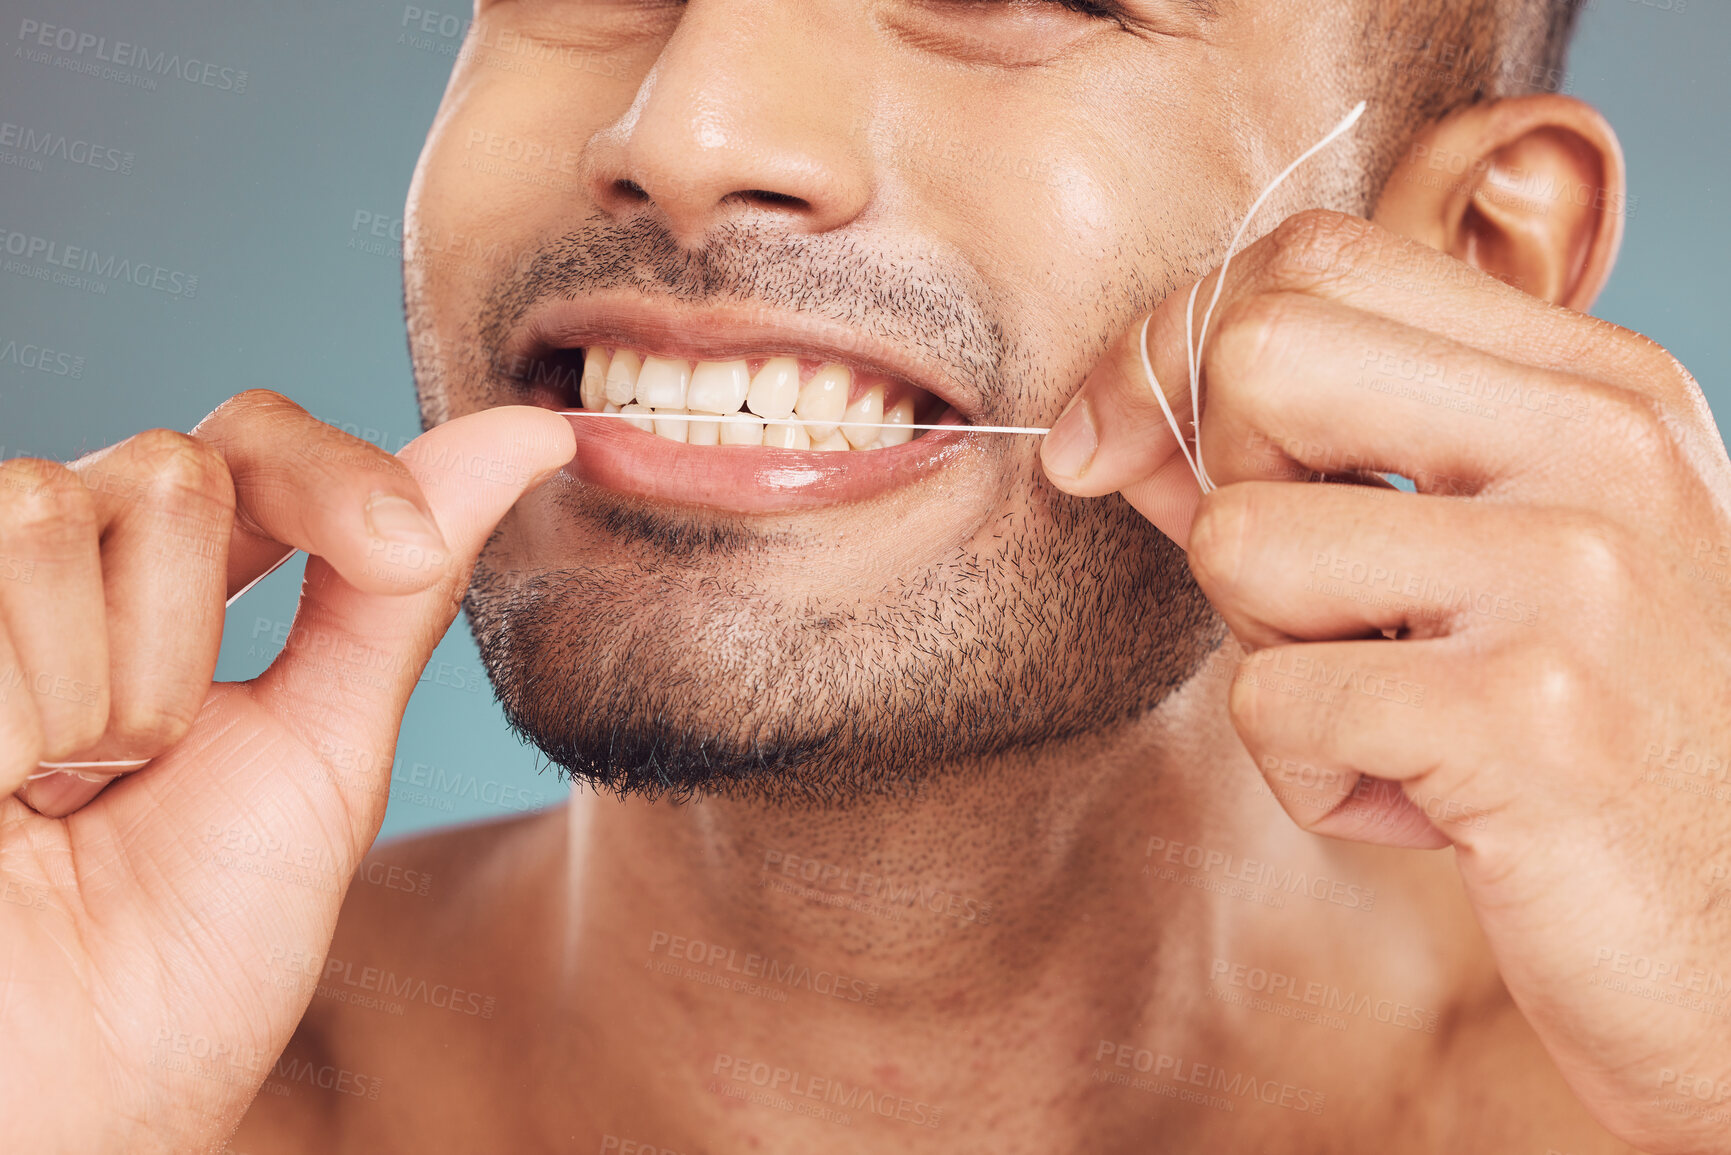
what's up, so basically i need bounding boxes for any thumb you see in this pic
[250,405,573,799]
[1040,307,1205,548]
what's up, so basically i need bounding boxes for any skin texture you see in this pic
[0,2,1725,1153]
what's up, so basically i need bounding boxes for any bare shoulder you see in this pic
[228,804,570,1155]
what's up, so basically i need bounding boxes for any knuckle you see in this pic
[1208,292,1311,398]
[1654,350,1708,414]
[300,429,413,484]
[192,389,312,451]
[124,428,234,508]
[106,697,195,754]
[213,387,305,421]
[1186,487,1254,598]
[1544,515,1635,608]
[41,705,110,762]
[1584,385,1678,471]
[1505,645,1597,740]
[1265,210,1375,286]
[1588,323,1706,416]
[0,458,95,536]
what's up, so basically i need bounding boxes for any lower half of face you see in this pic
[401,3,1253,802]
[431,330,1221,803]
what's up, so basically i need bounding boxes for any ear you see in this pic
[1372,95,1626,311]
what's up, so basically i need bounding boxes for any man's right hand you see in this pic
[0,390,575,1153]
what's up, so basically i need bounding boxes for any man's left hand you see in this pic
[1043,209,1731,1155]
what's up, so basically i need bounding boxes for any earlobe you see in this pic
[1372,95,1626,311]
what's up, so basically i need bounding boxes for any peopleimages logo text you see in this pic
[16,19,249,93]
[0,227,198,298]
[0,121,133,174]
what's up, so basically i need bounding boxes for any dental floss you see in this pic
[30,545,301,777]
[553,410,1051,436]
[27,404,1045,778]
[1161,100,1369,494]
[558,103,1368,461]
[27,110,1366,780]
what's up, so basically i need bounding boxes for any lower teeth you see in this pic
[604,407,928,449]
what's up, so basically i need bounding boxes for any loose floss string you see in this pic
[29,109,1366,779]
[1149,100,1369,495]
[565,102,1366,457]
[31,545,301,778]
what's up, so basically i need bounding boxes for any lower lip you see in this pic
[557,412,974,513]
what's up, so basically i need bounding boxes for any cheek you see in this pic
[888,88,1160,372]
[410,97,571,263]
[403,88,603,400]
[405,51,637,291]
[966,152,1147,404]
[1041,156,1126,248]
[908,121,1126,283]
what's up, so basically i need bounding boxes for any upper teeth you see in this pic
[637,355,692,409]
[747,357,800,419]
[577,347,922,450]
[689,360,750,414]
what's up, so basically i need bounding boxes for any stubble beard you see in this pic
[407,216,1225,806]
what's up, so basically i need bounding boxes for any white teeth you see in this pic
[762,421,810,450]
[841,385,884,448]
[636,355,691,409]
[652,409,688,443]
[878,397,915,446]
[586,349,935,452]
[581,350,609,411]
[747,357,800,419]
[604,350,642,406]
[687,415,720,446]
[688,360,751,414]
[719,414,763,445]
[795,364,849,441]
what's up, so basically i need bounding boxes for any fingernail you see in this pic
[365,493,448,550]
[1042,395,1098,481]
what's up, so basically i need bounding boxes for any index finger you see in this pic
[1052,186,1700,456]
[1039,206,1661,540]
[191,389,454,597]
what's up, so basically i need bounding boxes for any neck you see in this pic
[556,658,1484,1148]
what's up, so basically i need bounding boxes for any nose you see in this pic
[583,2,873,244]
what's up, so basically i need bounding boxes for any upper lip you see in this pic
[503,294,982,423]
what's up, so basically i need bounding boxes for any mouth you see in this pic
[504,300,986,513]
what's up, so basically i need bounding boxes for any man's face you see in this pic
[404,0,1373,801]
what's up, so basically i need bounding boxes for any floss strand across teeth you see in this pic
[33,104,1367,779]
[558,103,1367,462]
[553,411,1052,436]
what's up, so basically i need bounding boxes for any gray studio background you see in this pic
[1,0,1724,842]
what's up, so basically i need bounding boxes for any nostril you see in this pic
[736,189,809,211]
[614,179,651,202]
